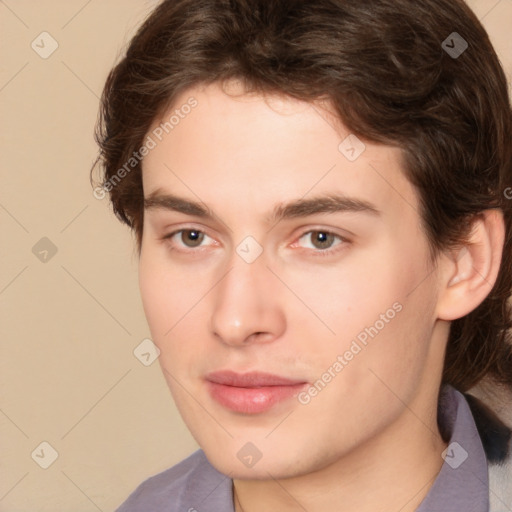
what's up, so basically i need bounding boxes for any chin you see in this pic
[198,436,316,480]
[206,450,296,480]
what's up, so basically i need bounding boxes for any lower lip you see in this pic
[206,381,308,414]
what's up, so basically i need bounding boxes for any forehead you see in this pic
[142,81,420,223]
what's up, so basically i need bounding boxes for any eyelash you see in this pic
[161,227,348,257]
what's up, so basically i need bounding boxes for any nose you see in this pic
[209,256,286,347]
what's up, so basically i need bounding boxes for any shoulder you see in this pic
[115,449,233,512]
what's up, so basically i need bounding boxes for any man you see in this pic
[92,0,512,510]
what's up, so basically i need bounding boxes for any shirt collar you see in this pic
[416,385,489,511]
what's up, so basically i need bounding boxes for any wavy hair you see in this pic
[92,0,512,431]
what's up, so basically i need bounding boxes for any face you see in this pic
[139,80,445,479]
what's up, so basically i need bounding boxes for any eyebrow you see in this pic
[144,190,380,224]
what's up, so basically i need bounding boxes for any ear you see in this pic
[436,209,505,321]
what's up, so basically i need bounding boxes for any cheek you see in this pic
[278,247,409,346]
[287,240,437,385]
[138,253,170,337]
[138,246,214,382]
[138,248,196,339]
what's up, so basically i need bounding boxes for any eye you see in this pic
[296,230,344,252]
[163,228,213,249]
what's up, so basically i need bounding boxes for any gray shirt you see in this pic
[116,386,489,511]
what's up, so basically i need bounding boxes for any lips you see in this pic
[205,370,306,387]
[205,370,308,414]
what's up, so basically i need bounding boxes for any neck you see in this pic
[232,395,447,512]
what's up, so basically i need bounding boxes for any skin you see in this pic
[138,80,504,512]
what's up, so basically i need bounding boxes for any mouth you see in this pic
[204,370,308,414]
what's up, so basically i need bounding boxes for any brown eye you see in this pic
[180,229,205,247]
[295,230,345,254]
[309,231,337,249]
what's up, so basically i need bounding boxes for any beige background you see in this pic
[0,1,511,511]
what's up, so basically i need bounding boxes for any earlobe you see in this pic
[437,210,505,321]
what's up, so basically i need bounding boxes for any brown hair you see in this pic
[92,0,512,397]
